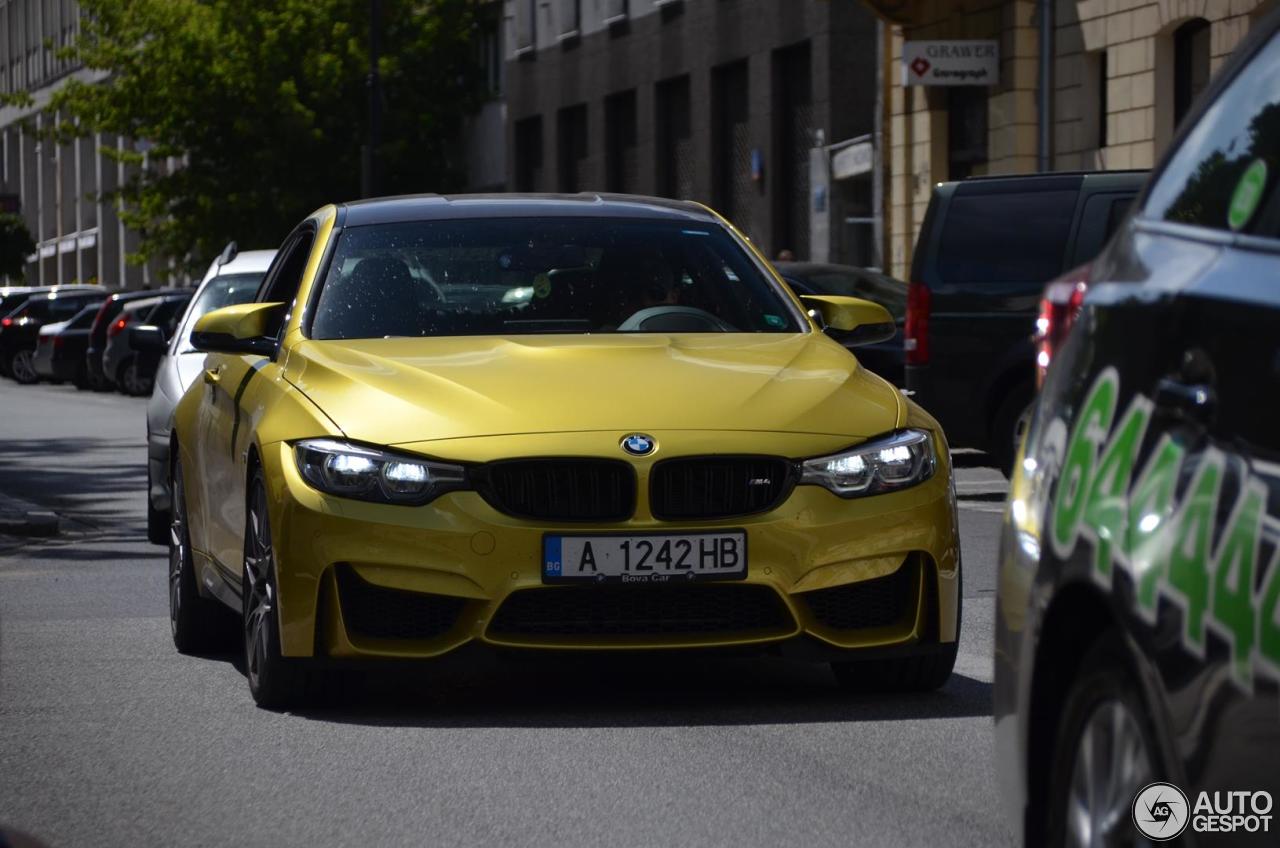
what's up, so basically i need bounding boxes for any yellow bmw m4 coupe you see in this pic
[168,194,961,708]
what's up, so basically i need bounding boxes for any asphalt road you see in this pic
[0,380,1014,848]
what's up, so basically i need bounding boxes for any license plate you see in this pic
[543,531,747,584]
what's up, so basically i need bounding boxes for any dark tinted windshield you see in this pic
[310,218,803,340]
[787,268,906,321]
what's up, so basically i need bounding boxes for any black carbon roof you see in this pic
[337,193,718,227]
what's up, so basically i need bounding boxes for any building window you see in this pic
[557,0,580,37]
[480,13,504,96]
[602,0,628,25]
[713,60,752,235]
[515,0,537,54]
[656,75,694,200]
[605,90,638,194]
[557,104,589,193]
[515,116,543,192]
[947,87,988,180]
[1174,19,1211,128]
[774,41,813,260]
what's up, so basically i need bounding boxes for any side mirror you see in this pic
[800,295,896,346]
[129,324,168,354]
[190,302,284,356]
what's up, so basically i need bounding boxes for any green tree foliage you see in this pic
[34,0,489,273]
[0,213,37,280]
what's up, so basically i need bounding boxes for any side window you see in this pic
[1071,192,1137,265]
[937,189,1078,284]
[257,229,317,337]
[1143,33,1280,236]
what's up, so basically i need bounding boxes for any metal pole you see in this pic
[362,0,382,198]
[1038,0,1053,172]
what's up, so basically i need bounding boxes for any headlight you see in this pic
[294,439,467,505]
[800,429,937,498]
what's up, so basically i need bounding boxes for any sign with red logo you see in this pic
[903,41,999,86]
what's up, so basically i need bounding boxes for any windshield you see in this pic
[309,218,804,340]
[176,272,264,353]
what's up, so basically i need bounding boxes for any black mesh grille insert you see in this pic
[650,456,794,520]
[800,559,917,631]
[336,566,466,641]
[480,459,635,522]
[488,583,793,638]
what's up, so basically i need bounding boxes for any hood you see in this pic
[283,333,902,447]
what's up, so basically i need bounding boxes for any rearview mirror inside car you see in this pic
[129,324,169,354]
[799,295,896,346]
[190,302,284,356]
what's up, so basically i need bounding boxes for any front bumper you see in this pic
[257,439,961,661]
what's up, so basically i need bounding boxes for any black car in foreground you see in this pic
[775,261,905,386]
[996,14,1280,847]
[906,169,1147,474]
[1,290,107,383]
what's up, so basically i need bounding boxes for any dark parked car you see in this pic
[32,304,102,386]
[103,292,192,396]
[905,169,1148,474]
[775,261,905,385]
[997,15,1280,846]
[85,289,175,390]
[1,290,106,383]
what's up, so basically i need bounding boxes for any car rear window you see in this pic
[309,218,803,340]
[936,189,1077,284]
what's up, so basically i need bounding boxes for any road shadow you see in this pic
[0,434,150,555]
[199,646,994,729]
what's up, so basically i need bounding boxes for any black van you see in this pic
[905,170,1148,473]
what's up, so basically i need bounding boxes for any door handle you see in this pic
[1154,378,1215,417]
[203,366,223,386]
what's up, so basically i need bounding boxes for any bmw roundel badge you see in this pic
[621,433,656,456]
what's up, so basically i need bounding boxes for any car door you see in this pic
[196,227,317,582]
[1045,24,1280,813]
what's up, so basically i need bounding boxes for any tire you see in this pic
[1044,631,1160,848]
[147,497,170,546]
[992,383,1034,479]
[243,470,314,709]
[11,348,38,384]
[117,357,153,396]
[169,457,237,654]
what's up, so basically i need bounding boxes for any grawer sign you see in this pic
[902,40,999,86]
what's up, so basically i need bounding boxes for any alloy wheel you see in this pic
[122,360,148,395]
[1065,697,1154,848]
[243,483,275,694]
[11,349,36,383]
[168,463,187,636]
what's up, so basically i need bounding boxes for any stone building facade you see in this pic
[872,0,1273,279]
[502,0,881,263]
